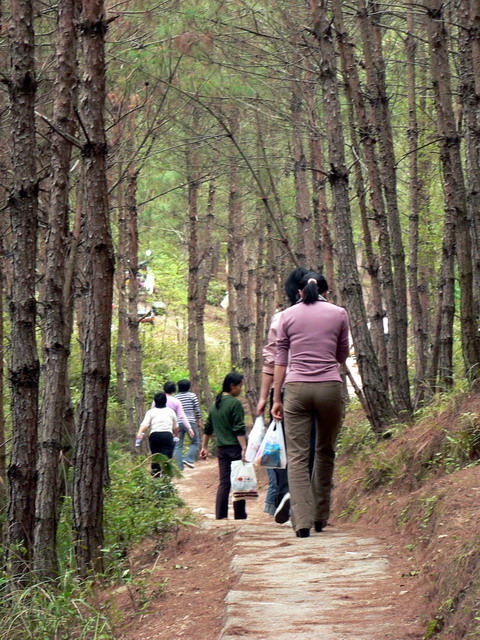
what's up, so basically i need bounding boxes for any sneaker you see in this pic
[274,492,290,524]
[183,460,195,469]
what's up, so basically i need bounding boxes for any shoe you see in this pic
[274,492,290,524]
[295,528,311,538]
[183,460,195,469]
[314,520,327,532]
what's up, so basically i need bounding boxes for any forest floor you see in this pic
[115,461,426,640]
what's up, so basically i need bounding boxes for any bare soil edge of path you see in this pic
[111,460,425,640]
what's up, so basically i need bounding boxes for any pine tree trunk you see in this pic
[356,0,411,418]
[332,0,388,388]
[309,0,394,433]
[227,115,241,370]
[7,0,40,575]
[291,57,316,267]
[305,64,335,288]
[34,0,78,577]
[125,168,144,430]
[115,175,127,405]
[196,178,216,407]
[406,4,428,407]
[426,0,479,385]
[186,143,200,394]
[73,0,114,576]
[457,0,480,378]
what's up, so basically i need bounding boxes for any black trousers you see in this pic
[149,431,174,476]
[216,445,247,520]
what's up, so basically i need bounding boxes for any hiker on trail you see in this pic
[137,392,178,476]
[200,372,248,520]
[272,272,349,538]
[152,381,195,456]
[174,378,203,470]
[256,267,317,522]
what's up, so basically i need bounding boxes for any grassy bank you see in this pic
[335,386,480,639]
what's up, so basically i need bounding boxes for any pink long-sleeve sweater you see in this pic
[275,300,349,384]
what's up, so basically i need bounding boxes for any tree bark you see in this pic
[308,0,394,433]
[406,4,428,407]
[186,141,201,395]
[332,0,388,389]
[73,0,114,576]
[356,0,411,418]
[34,0,79,577]
[196,178,216,407]
[7,0,40,575]
[457,0,480,378]
[114,173,127,405]
[426,0,479,385]
[125,167,144,430]
[227,114,241,370]
[291,55,316,267]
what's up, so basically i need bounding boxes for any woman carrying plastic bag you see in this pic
[245,415,266,463]
[230,460,259,500]
[255,420,287,469]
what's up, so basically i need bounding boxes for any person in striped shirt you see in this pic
[175,379,203,470]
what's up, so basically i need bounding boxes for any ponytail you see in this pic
[299,272,328,305]
[215,371,244,408]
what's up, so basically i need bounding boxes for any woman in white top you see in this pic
[137,392,178,476]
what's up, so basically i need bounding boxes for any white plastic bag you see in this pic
[255,420,287,469]
[245,416,266,463]
[230,460,259,500]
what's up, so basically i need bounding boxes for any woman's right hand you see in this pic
[271,401,283,421]
[256,397,266,416]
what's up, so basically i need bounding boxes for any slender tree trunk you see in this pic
[426,0,479,385]
[406,5,428,407]
[34,0,78,577]
[115,174,127,404]
[332,1,388,388]
[196,178,216,407]
[466,0,480,308]
[357,0,411,418]
[254,222,267,387]
[227,114,241,370]
[186,142,201,395]
[305,64,335,291]
[291,56,316,266]
[309,0,394,433]
[457,0,480,377]
[7,0,40,575]
[73,0,114,576]
[125,168,144,430]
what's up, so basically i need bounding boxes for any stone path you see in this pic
[178,462,421,640]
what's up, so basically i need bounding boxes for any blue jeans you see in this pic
[264,469,277,514]
[174,421,199,470]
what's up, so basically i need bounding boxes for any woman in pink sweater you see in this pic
[272,272,349,538]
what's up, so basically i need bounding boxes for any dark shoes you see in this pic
[295,528,311,538]
[274,492,291,524]
[314,520,327,532]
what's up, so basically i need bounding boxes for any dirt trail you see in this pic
[176,460,423,640]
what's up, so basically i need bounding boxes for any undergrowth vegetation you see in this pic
[336,383,480,639]
[0,446,187,640]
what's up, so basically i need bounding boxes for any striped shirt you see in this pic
[175,391,202,423]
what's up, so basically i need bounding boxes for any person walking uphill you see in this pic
[272,272,349,538]
[137,392,178,476]
[200,372,248,520]
[175,378,203,470]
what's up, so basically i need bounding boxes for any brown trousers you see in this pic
[284,381,344,531]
